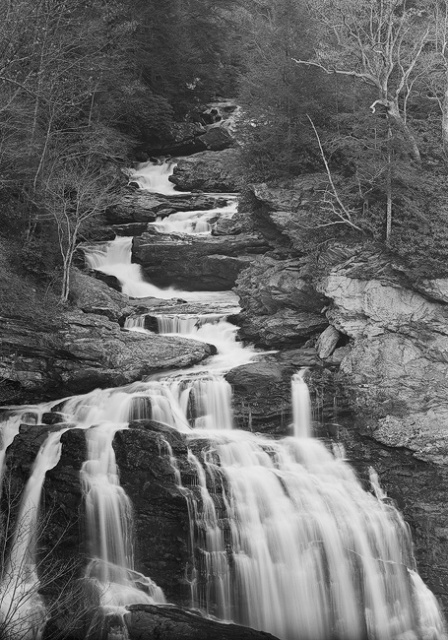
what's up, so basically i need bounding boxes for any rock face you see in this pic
[234,255,328,346]
[133,233,269,290]
[0,313,213,403]
[169,149,242,192]
[317,248,448,464]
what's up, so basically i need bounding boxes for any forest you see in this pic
[1,0,448,318]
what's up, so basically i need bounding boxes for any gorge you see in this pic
[1,155,448,640]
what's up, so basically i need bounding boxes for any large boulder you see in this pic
[133,233,269,291]
[69,269,132,322]
[0,313,214,403]
[169,149,242,192]
[234,255,328,347]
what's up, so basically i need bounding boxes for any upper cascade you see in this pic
[127,159,183,196]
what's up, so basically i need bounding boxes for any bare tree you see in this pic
[293,0,433,164]
[42,147,118,303]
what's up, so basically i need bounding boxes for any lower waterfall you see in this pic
[1,171,446,639]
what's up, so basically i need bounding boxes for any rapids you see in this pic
[0,161,446,640]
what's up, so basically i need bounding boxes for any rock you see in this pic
[169,149,242,192]
[70,269,131,322]
[133,234,269,291]
[226,361,295,435]
[0,313,213,403]
[112,223,149,236]
[318,248,448,462]
[125,604,279,640]
[197,126,234,151]
[106,190,229,225]
[235,309,328,347]
[113,425,191,606]
[316,326,341,359]
[234,256,328,347]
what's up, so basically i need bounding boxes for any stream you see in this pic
[0,161,446,640]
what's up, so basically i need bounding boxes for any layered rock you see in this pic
[234,255,328,346]
[316,247,448,464]
[0,313,213,403]
[169,149,242,192]
[133,233,269,290]
[106,189,228,225]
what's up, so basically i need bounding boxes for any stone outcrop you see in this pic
[133,233,269,290]
[169,149,242,192]
[316,247,448,464]
[234,255,328,347]
[0,313,213,404]
[106,189,228,224]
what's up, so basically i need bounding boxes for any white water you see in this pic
[2,159,447,640]
[183,430,444,640]
[148,200,237,235]
[127,160,183,195]
[0,429,66,640]
[62,393,166,608]
[84,236,239,304]
[291,371,312,438]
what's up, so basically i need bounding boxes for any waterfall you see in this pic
[291,371,312,437]
[147,201,237,235]
[0,429,66,640]
[181,429,445,640]
[127,160,182,195]
[83,236,240,304]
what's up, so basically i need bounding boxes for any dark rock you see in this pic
[226,361,295,435]
[169,150,242,192]
[88,269,122,293]
[125,604,279,640]
[133,234,269,291]
[113,426,191,606]
[112,223,149,236]
[197,126,234,151]
[234,255,328,347]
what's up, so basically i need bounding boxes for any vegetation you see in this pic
[236,0,448,273]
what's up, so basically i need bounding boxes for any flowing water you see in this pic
[127,159,183,195]
[1,162,447,640]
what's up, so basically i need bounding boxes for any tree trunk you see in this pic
[371,98,421,164]
[442,66,448,153]
[386,124,392,245]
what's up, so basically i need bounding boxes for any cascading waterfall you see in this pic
[83,236,240,304]
[1,166,446,640]
[182,430,444,640]
[147,200,237,235]
[61,392,166,608]
[127,160,182,195]
[291,370,312,438]
[0,428,66,640]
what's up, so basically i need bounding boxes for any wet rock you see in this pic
[125,604,279,640]
[0,313,213,403]
[169,149,242,192]
[133,234,269,291]
[112,223,149,236]
[226,361,294,435]
[106,190,229,225]
[113,425,191,606]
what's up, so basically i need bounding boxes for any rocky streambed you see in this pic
[2,143,448,636]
